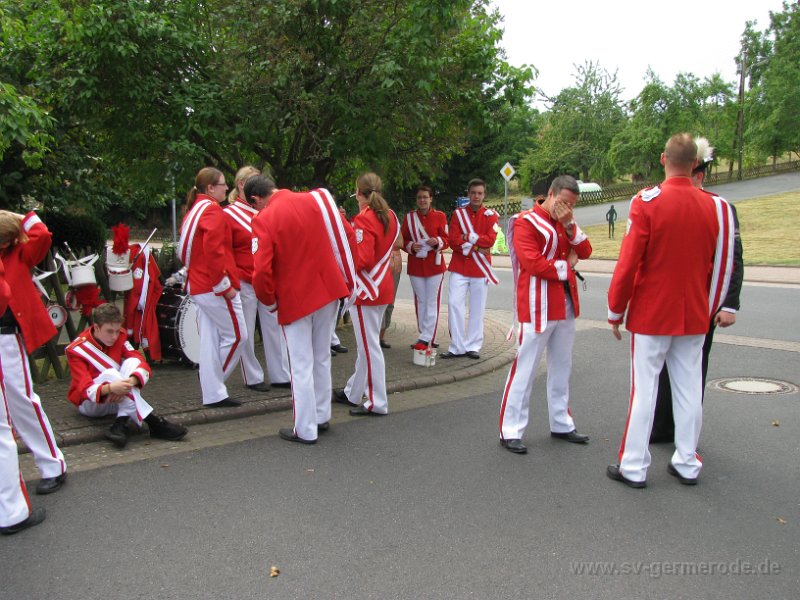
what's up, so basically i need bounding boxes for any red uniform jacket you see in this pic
[223,198,258,284]
[65,327,151,407]
[353,206,399,306]
[0,259,10,315]
[123,244,163,360]
[608,177,735,335]
[177,195,240,296]
[510,204,592,332]
[1,212,57,353]
[252,189,356,325]
[401,209,449,277]
[447,205,499,278]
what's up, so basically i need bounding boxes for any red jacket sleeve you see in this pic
[513,222,565,281]
[352,212,378,271]
[121,339,151,387]
[475,211,499,249]
[608,197,649,323]
[19,212,52,267]
[199,208,234,295]
[66,346,101,406]
[252,213,277,308]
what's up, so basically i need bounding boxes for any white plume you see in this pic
[695,136,714,164]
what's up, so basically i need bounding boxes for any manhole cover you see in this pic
[710,378,798,395]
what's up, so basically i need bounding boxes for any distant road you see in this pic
[573,170,800,226]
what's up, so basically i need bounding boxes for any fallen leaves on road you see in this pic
[776,517,787,525]
[160,464,170,468]
[270,566,280,577]
[772,420,780,427]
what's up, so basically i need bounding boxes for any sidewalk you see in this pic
[30,303,517,450]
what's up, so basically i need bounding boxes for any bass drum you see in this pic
[156,287,201,366]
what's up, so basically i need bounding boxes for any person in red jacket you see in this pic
[442,178,499,359]
[225,169,290,391]
[333,172,400,416]
[401,185,449,349]
[0,210,66,495]
[0,257,46,534]
[178,167,247,408]
[606,133,735,488]
[65,303,187,448]
[498,176,593,454]
[252,185,356,443]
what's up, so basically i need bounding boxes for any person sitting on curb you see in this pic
[65,303,188,448]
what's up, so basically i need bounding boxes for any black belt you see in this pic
[0,326,19,335]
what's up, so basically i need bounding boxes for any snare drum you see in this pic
[156,288,200,365]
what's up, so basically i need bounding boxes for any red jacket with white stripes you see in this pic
[607,177,735,335]
[511,203,592,331]
[1,212,58,352]
[447,205,499,278]
[401,209,449,277]
[0,259,9,315]
[122,244,163,360]
[252,189,356,325]
[178,195,240,296]
[353,206,399,306]
[65,327,152,407]
[223,197,258,284]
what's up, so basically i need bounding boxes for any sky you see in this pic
[490,0,787,106]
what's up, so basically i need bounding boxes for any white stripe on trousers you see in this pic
[447,272,488,354]
[499,299,577,440]
[282,300,338,440]
[409,274,444,344]
[345,304,389,414]
[77,358,155,425]
[618,333,704,483]
[192,291,247,404]
[0,379,29,527]
[1,333,66,478]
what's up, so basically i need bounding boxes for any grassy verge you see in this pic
[580,191,800,266]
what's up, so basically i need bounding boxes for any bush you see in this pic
[43,211,107,254]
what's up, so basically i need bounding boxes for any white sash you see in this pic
[310,189,358,311]
[177,198,213,267]
[454,208,498,285]
[355,211,401,301]
[407,211,443,266]
[72,340,122,373]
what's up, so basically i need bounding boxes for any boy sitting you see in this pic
[66,303,187,448]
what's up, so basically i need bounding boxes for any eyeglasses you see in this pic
[212,182,227,187]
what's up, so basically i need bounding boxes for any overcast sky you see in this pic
[490,0,786,106]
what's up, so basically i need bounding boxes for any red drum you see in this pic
[156,288,200,365]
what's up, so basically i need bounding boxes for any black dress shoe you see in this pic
[331,348,337,356]
[667,463,698,485]
[318,422,330,433]
[205,398,241,408]
[501,439,527,454]
[551,430,589,444]
[246,382,271,392]
[379,339,391,349]
[278,428,316,444]
[331,344,348,354]
[36,473,67,495]
[349,405,387,417]
[332,389,358,407]
[606,464,646,489]
[146,415,188,441]
[465,351,480,359]
[0,507,46,535]
[440,351,464,359]
[105,417,129,448]
[271,382,291,389]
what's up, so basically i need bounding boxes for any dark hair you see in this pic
[184,167,223,213]
[467,178,486,192]
[416,185,433,197]
[243,175,277,204]
[92,303,123,326]
[357,172,391,233]
[548,175,580,196]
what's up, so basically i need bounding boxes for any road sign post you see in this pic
[500,162,516,232]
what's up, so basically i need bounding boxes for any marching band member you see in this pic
[252,184,356,443]
[441,178,499,360]
[0,210,66,495]
[66,303,187,448]
[400,185,448,349]
[225,168,291,391]
[178,167,247,408]
[334,172,400,416]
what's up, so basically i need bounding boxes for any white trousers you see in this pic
[77,358,154,426]
[192,291,247,404]
[447,273,488,354]
[1,332,66,479]
[0,374,30,527]
[499,302,577,440]
[618,334,705,483]
[239,283,290,385]
[345,304,389,414]
[282,300,338,441]
[409,274,444,344]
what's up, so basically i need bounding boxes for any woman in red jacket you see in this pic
[335,173,399,416]
[177,167,247,408]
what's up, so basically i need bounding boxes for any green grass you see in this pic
[581,191,800,266]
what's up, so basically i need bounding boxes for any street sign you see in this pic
[500,162,515,182]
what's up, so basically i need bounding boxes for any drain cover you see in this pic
[710,378,798,395]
